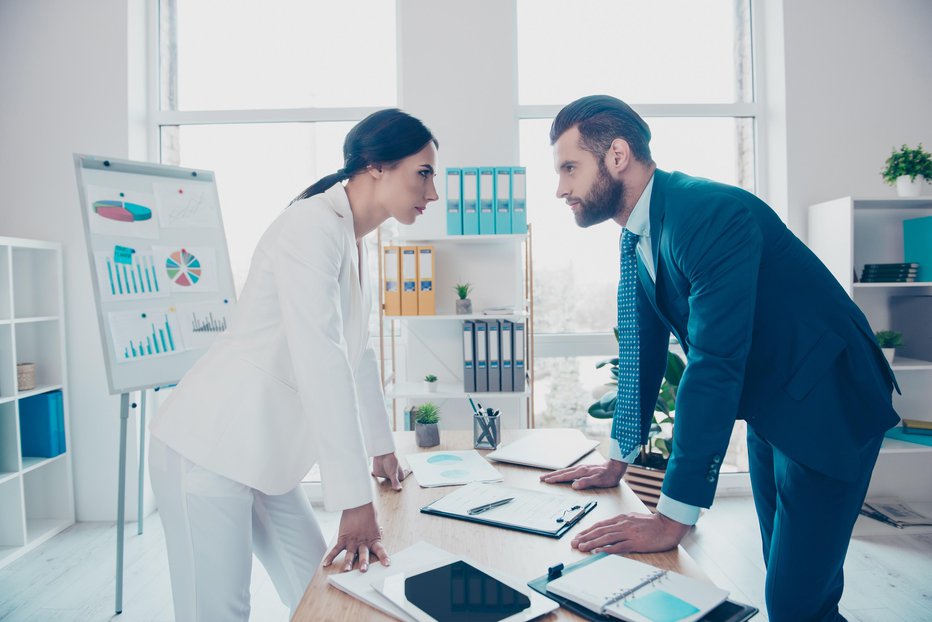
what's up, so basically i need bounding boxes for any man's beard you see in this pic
[574,161,625,228]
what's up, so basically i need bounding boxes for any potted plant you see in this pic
[875,330,904,364]
[424,374,438,392]
[588,330,685,509]
[414,402,441,447]
[881,144,932,197]
[454,282,473,314]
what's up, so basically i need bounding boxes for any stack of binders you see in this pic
[446,167,526,236]
[860,262,920,282]
[463,320,526,393]
[19,390,66,458]
[382,245,435,316]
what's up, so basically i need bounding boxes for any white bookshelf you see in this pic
[0,237,74,570]
[378,230,535,432]
[809,197,932,501]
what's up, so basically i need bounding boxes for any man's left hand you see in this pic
[571,511,691,555]
[371,453,410,491]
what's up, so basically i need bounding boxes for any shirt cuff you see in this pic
[608,439,642,463]
[656,493,701,526]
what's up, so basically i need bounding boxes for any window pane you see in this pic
[160,122,353,289]
[520,117,753,334]
[517,0,752,105]
[161,0,397,110]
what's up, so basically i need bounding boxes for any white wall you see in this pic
[782,0,932,238]
[0,0,153,521]
[2,0,932,520]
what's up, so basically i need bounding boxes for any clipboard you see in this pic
[527,554,759,622]
[420,482,597,539]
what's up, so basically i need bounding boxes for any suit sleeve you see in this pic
[355,340,396,457]
[272,210,373,512]
[661,197,763,508]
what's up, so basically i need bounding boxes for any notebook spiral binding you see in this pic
[599,569,668,614]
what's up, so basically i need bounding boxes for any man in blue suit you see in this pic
[541,95,899,622]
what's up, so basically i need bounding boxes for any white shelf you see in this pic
[385,313,528,321]
[21,454,65,474]
[0,472,17,485]
[854,282,932,288]
[850,197,932,209]
[16,384,62,399]
[0,319,11,326]
[891,357,932,371]
[386,382,530,399]
[389,234,527,244]
[13,316,59,324]
[0,396,13,405]
[25,518,71,545]
[880,437,932,455]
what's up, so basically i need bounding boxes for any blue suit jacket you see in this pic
[638,170,900,508]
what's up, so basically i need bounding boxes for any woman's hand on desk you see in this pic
[539,459,627,490]
[322,502,389,573]
[571,512,690,554]
[371,452,410,491]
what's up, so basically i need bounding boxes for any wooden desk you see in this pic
[294,429,707,621]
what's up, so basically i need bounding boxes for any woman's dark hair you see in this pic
[291,108,438,204]
[549,95,653,164]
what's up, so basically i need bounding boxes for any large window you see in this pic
[518,0,756,472]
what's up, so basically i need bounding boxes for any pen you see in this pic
[467,394,479,415]
[467,497,514,515]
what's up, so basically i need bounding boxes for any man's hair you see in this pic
[550,95,653,164]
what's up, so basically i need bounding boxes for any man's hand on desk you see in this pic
[539,458,627,490]
[371,452,410,491]
[571,511,690,554]
[323,502,389,573]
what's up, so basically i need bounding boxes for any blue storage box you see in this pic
[19,390,66,458]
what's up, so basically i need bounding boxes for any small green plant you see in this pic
[875,330,904,348]
[881,144,932,184]
[415,402,440,425]
[454,282,472,300]
[424,374,438,383]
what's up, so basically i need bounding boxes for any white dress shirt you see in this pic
[608,174,701,526]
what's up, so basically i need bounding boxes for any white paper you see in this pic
[154,181,222,229]
[425,482,590,535]
[176,300,234,350]
[405,450,503,487]
[486,428,600,471]
[94,248,169,302]
[152,245,219,293]
[107,308,186,363]
[85,184,160,239]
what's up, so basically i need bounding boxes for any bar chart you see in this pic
[95,250,168,301]
[108,309,185,363]
[178,301,233,350]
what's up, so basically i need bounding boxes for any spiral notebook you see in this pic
[545,553,729,622]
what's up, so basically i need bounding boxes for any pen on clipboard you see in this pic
[467,497,515,515]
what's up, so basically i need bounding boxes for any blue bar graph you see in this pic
[102,254,161,298]
[121,315,179,360]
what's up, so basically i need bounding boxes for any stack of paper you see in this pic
[486,428,599,470]
[405,450,503,487]
[860,498,932,528]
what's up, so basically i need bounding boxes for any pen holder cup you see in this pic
[473,413,500,450]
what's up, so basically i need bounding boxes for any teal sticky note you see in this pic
[623,589,700,622]
[114,245,136,265]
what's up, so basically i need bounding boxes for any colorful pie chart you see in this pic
[165,248,202,287]
[93,199,152,222]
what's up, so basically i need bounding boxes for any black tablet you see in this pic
[405,560,532,622]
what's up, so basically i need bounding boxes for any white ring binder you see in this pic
[599,569,669,614]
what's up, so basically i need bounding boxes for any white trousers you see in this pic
[149,437,327,621]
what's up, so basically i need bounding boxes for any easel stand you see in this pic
[114,388,150,615]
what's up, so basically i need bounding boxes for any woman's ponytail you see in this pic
[289,169,351,205]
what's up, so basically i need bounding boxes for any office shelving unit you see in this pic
[0,237,75,570]
[809,197,932,500]
[377,227,535,432]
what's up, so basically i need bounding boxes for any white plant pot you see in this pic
[425,382,437,393]
[896,175,925,197]
[882,348,895,365]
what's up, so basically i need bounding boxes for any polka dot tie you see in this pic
[612,229,641,456]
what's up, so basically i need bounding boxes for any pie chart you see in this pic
[165,248,202,287]
[93,199,152,222]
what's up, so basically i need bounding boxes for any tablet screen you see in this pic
[405,560,531,622]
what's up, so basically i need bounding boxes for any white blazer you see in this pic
[150,183,394,511]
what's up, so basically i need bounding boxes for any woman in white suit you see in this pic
[148,109,439,621]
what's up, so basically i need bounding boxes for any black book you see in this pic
[863,262,920,269]
[861,276,917,283]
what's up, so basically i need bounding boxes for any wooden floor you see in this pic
[1,496,930,621]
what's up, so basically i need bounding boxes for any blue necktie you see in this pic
[612,229,641,456]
